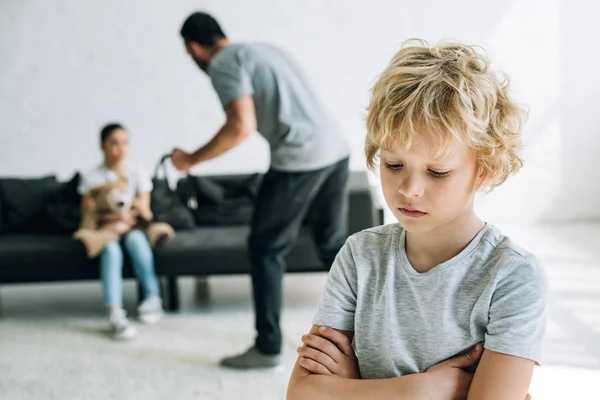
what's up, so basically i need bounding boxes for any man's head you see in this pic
[180,12,227,72]
[366,40,527,232]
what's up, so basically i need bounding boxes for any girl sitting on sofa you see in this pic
[78,123,164,340]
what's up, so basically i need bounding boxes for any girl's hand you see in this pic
[99,212,126,223]
[297,326,360,379]
[125,209,138,225]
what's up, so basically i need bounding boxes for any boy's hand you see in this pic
[297,326,360,379]
[424,343,484,400]
[425,344,532,400]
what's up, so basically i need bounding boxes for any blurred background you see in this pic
[1,1,599,399]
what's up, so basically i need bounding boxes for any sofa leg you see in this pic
[167,276,180,312]
[195,276,210,305]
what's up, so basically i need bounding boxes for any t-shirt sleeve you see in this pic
[134,166,153,194]
[312,237,358,331]
[484,254,548,365]
[209,52,254,109]
[77,171,93,195]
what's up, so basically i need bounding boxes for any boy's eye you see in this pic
[385,163,403,170]
[429,169,450,178]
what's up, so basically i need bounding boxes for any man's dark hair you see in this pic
[100,123,125,144]
[180,12,226,47]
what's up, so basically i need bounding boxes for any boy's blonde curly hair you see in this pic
[366,39,528,190]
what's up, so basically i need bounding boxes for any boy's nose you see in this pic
[398,176,424,198]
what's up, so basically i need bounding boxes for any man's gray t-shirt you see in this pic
[208,43,350,172]
[312,224,548,379]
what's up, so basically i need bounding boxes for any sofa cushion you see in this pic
[0,234,138,283]
[153,226,324,275]
[177,174,261,226]
[0,176,59,233]
[0,234,92,282]
[188,176,226,204]
[40,173,82,235]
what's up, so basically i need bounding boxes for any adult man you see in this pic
[171,12,350,369]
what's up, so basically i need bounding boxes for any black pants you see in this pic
[248,158,350,355]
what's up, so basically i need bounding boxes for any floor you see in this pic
[1,223,599,399]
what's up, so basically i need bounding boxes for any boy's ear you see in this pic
[474,163,491,190]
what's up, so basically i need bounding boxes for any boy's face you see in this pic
[380,130,482,233]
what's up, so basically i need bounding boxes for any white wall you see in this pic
[1,0,599,224]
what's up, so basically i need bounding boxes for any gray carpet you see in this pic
[0,310,308,399]
[0,274,322,400]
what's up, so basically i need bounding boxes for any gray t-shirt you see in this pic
[208,43,350,172]
[312,223,548,379]
[77,164,152,197]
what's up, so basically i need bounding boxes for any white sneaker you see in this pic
[137,296,164,324]
[109,308,137,341]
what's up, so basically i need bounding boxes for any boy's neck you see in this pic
[405,210,485,273]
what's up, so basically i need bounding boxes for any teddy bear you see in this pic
[73,176,175,258]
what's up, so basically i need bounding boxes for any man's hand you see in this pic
[171,148,194,172]
[424,344,484,400]
[297,326,360,379]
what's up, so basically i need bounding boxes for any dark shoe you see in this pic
[220,346,282,369]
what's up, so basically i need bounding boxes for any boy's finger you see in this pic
[297,346,337,373]
[448,343,484,369]
[318,326,354,357]
[302,334,344,361]
[298,357,332,376]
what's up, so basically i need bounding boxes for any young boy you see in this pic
[287,40,547,400]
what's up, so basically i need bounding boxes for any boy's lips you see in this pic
[398,206,427,218]
[400,205,425,213]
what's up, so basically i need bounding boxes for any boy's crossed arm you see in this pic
[287,325,485,400]
[287,325,533,400]
[296,325,360,379]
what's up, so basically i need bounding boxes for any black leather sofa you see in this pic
[0,171,382,311]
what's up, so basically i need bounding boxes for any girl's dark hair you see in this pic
[100,123,125,144]
[180,12,226,47]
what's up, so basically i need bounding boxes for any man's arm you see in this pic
[171,95,256,171]
[190,94,257,164]
[467,350,535,400]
